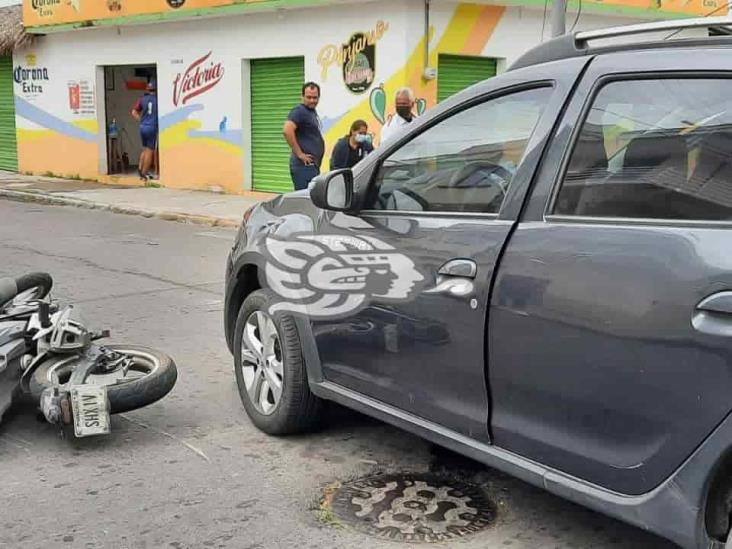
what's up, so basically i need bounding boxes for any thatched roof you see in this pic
[0,5,32,56]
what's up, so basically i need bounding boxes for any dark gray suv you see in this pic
[225,18,732,548]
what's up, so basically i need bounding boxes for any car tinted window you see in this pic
[554,78,732,221]
[369,87,551,213]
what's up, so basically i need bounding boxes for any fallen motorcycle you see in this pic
[0,273,177,438]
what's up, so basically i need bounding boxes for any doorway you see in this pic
[102,64,158,178]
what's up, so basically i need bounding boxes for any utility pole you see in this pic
[550,0,568,37]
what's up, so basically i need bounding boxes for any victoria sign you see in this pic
[172,51,225,106]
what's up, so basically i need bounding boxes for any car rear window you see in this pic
[553,78,732,221]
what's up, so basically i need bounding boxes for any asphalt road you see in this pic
[0,200,675,549]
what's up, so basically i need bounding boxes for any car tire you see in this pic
[233,289,322,435]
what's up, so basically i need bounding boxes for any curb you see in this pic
[0,188,242,229]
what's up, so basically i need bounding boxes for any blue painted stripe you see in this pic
[322,115,341,133]
[14,96,97,143]
[188,130,243,147]
[159,104,204,131]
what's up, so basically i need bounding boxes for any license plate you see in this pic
[70,385,111,437]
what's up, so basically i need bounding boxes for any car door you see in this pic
[306,60,587,440]
[489,49,732,494]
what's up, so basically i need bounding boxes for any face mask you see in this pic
[355,134,372,145]
[396,106,413,121]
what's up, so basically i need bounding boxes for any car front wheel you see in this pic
[233,289,322,435]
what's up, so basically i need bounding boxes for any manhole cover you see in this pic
[327,473,495,543]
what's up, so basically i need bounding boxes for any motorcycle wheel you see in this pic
[29,345,177,414]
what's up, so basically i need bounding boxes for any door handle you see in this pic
[437,259,477,279]
[692,291,732,337]
[696,292,732,315]
[425,259,477,297]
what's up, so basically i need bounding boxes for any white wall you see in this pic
[15,1,410,136]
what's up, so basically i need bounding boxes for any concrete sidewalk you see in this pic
[0,171,275,228]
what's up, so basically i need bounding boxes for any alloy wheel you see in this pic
[240,311,284,415]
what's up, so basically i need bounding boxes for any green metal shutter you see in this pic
[250,57,304,193]
[437,55,497,103]
[0,56,18,172]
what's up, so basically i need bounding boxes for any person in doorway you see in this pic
[330,120,374,170]
[131,79,159,181]
[283,82,325,191]
[380,87,418,145]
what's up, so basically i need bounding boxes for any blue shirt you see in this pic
[288,104,325,168]
[135,93,158,131]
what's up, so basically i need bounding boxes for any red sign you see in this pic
[68,82,80,111]
[173,51,225,106]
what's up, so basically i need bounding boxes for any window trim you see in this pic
[544,71,732,227]
[545,213,732,229]
[360,81,555,217]
[361,210,501,220]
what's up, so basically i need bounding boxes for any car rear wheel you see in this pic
[233,289,322,435]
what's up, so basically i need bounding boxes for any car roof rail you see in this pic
[509,16,732,71]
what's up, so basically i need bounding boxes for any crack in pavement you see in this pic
[73,281,223,305]
[0,242,222,296]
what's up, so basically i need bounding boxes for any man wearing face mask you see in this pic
[330,120,374,170]
[380,87,418,145]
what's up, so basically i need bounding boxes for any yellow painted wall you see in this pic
[24,0,279,27]
[322,4,506,170]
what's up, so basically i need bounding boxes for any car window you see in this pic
[368,87,552,213]
[554,78,732,221]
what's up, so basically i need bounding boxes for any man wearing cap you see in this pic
[131,80,159,181]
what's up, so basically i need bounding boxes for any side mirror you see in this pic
[309,169,354,211]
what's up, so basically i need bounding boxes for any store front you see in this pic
[13,0,722,194]
[103,64,158,178]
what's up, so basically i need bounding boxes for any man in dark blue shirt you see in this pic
[131,80,159,181]
[283,82,325,191]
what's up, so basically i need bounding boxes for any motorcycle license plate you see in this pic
[70,385,111,437]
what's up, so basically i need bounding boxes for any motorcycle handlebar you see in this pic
[0,272,53,311]
[38,302,51,328]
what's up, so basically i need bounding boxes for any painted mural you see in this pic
[161,51,243,193]
[23,0,317,28]
[14,0,701,194]
[13,52,98,179]
[587,0,727,16]
[23,0,728,30]
[321,4,506,168]
[317,20,389,95]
